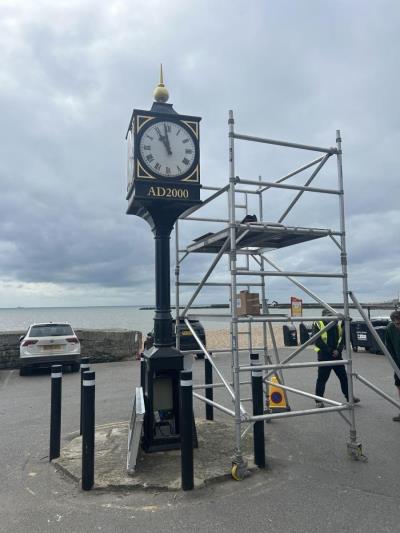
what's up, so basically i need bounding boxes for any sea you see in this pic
[0,305,391,334]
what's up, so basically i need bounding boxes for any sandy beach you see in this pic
[206,324,285,351]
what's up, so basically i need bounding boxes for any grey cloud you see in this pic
[0,0,399,307]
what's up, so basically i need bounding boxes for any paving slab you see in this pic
[54,418,257,491]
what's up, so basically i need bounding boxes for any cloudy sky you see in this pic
[0,0,399,308]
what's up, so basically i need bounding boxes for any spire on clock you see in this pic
[153,64,169,103]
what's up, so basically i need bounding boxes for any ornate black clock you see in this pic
[125,67,202,452]
[126,69,201,220]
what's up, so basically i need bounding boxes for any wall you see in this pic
[0,329,143,369]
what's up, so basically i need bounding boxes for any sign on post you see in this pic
[291,296,303,317]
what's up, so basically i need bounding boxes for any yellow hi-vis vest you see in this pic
[314,321,343,352]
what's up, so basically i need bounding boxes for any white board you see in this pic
[127,387,145,475]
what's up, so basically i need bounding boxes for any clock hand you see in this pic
[163,123,172,155]
[155,126,165,142]
[155,125,171,155]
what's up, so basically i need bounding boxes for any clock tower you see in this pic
[126,65,201,224]
[126,67,201,452]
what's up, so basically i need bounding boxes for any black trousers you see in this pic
[315,363,349,401]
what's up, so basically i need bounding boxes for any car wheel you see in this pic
[352,346,358,352]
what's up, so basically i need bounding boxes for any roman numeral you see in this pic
[143,145,151,150]
[146,154,154,162]
[182,138,190,144]
[182,158,190,166]
[166,167,171,175]
[146,134,154,140]
[177,165,182,173]
[176,129,181,136]
[155,163,161,171]
[185,149,193,154]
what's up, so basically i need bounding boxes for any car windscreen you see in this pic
[29,324,74,337]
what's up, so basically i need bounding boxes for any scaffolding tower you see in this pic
[174,110,364,477]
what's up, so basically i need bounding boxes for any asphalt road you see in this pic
[1,348,399,533]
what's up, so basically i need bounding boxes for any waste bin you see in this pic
[174,318,207,359]
[350,320,367,352]
[299,322,313,344]
[370,318,390,328]
[367,326,387,354]
[350,318,389,352]
[283,325,298,346]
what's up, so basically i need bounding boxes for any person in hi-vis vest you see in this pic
[313,309,360,408]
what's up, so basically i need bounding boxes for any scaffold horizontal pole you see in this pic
[250,404,349,422]
[236,188,261,195]
[239,359,350,372]
[237,178,340,195]
[236,269,344,278]
[184,216,229,223]
[233,132,337,154]
[187,314,343,322]
[192,380,251,391]
[237,222,341,236]
[178,281,263,287]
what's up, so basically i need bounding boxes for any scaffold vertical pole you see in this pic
[175,220,180,352]
[228,110,246,476]
[336,130,359,454]
[258,180,269,368]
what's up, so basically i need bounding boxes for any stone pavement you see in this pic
[55,418,256,491]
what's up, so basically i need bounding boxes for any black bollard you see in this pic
[82,370,95,491]
[49,364,62,461]
[250,353,265,468]
[80,357,90,435]
[180,370,194,491]
[205,353,214,421]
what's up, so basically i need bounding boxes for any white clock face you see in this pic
[139,120,196,178]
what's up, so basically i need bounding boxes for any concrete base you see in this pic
[54,418,257,491]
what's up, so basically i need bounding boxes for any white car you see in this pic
[19,322,81,376]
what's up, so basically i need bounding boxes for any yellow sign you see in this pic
[291,296,303,317]
[268,374,291,412]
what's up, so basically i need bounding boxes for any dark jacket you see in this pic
[313,320,345,361]
[385,322,400,368]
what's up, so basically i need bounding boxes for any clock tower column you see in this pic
[126,68,202,452]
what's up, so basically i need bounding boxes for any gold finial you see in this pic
[160,63,164,85]
[153,63,169,103]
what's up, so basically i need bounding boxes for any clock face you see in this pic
[138,120,197,178]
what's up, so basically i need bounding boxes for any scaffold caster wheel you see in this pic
[231,462,247,481]
[347,442,368,462]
